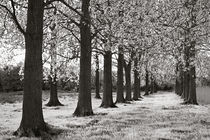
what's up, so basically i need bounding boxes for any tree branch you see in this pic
[0,1,26,35]
[57,9,80,27]
[59,0,82,17]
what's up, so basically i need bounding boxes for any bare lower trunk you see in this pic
[74,0,93,116]
[101,51,116,108]
[179,72,184,97]
[95,54,101,99]
[149,74,154,94]
[46,75,63,106]
[175,63,180,95]
[175,78,182,96]
[175,78,179,95]
[187,66,198,104]
[116,47,125,103]
[185,41,198,104]
[175,63,183,96]
[183,71,189,101]
[14,0,47,136]
[95,68,101,99]
[124,60,132,101]
[154,81,158,93]
[144,69,149,96]
[183,43,190,102]
[133,58,140,100]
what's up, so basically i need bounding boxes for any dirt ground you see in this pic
[0,92,210,140]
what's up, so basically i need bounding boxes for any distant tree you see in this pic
[94,53,101,99]
[45,9,63,107]
[144,66,150,96]
[133,54,141,100]
[92,0,117,108]
[116,46,125,103]
[124,58,132,101]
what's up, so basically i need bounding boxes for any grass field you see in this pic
[0,90,210,139]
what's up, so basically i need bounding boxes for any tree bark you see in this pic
[187,66,198,104]
[46,74,63,106]
[74,0,93,116]
[133,57,140,100]
[144,69,149,96]
[101,50,116,108]
[186,41,198,104]
[124,60,132,101]
[14,0,47,136]
[183,42,190,102]
[175,63,180,95]
[116,47,125,103]
[149,74,154,94]
[183,70,190,101]
[95,54,101,99]
[175,62,184,96]
[179,70,184,97]
[154,81,158,93]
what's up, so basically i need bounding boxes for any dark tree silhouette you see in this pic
[14,0,48,136]
[149,74,155,94]
[186,41,198,104]
[73,0,94,116]
[124,60,132,101]
[46,74,63,106]
[133,57,141,100]
[116,47,125,103]
[144,68,150,96]
[101,50,116,108]
[95,54,101,99]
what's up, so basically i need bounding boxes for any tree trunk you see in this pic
[175,62,184,96]
[149,74,154,94]
[116,47,125,103]
[186,41,198,104]
[133,57,140,100]
[124,60,132,101]
[14,0,47,136]
[187,66,198,104]
[175,78,179,95]
[144,69,149,96]
[101,51,116,107]
[175,63,180,95]
[74,0,93,116]
[95,54,101,99]
[101,50,116,108]
[182,0,198,105]
[179,70,184,97]
[46,74,63,106]
[183,70,189,101]
[175,75,182,96]
[154,81,158,93]
[183,42,190,102]
[46,21,63,107]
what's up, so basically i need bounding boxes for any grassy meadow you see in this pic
[0,90,210,139]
